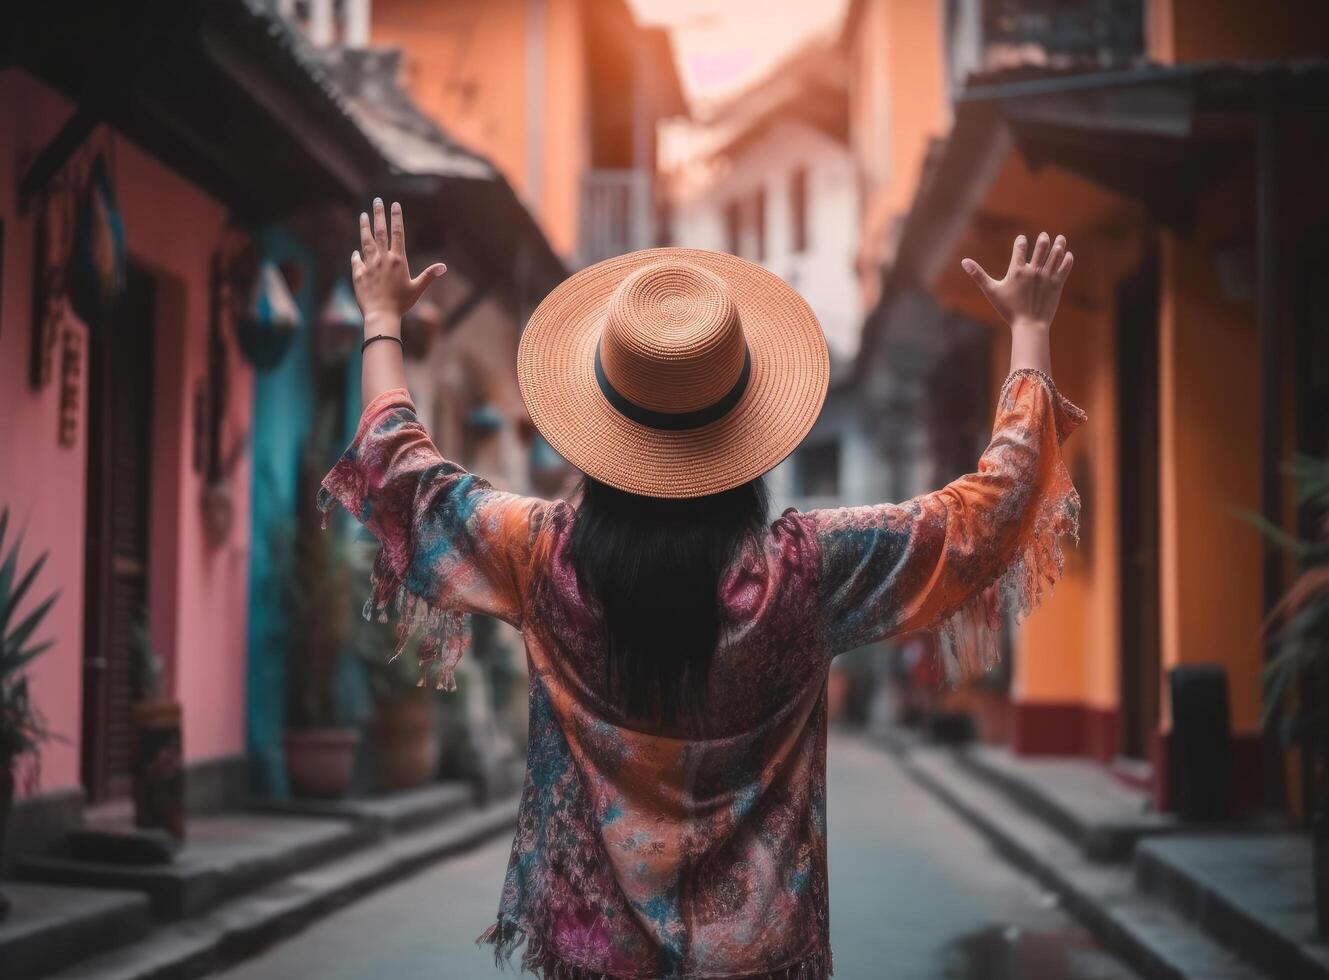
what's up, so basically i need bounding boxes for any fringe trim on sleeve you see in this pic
[317,489,471,692]
[935,369,1085,683]
[478,919,833,980]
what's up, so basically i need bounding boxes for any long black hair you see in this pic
[568,475,770,725]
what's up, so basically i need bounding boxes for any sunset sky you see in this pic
[628,0,849,106]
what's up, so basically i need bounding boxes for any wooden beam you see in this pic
[18,104,99,208]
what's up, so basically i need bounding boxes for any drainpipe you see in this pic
[1257,100,1286,810]
[344,0,371,48]
[631,34,653,249]
[524,0,546,214]
[308,0,334,46]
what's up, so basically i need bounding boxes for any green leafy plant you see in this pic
[271,402,360,731]
[270,507,354,730]
[1,509,59,790]
[1260,456,1329,841]
[1260,457,1329,727]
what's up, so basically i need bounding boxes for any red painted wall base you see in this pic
[1009,701,1119,763]
[1006,702,1264,815]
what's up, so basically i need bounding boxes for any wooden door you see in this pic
[1116,247,1161,762]
[82,266,156,801]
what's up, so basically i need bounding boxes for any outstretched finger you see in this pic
[1055,251,1074,281]
[390,202,406,255]
[408,262,448,305]
[1029,231,1051,269]
[1044,235,1066,275]
[359,212,374,253]
[961,258,998,299]
[351,250,365,276]
[372,197,388,248]
[1007,235,1027,274]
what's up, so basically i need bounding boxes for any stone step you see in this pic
[0,881,151,980]
[953,743,1177,863]
[17,813,374,921]
[246,780,475,837]
[41,795,519,980]
[904,746,1274,980]
[1135,835,1329,980]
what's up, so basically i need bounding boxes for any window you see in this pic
[753,187,766,262]
[789,167,808,253]
[725,200,742,256]
[794,440,840,498]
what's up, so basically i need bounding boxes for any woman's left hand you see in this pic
[352,198,447,327]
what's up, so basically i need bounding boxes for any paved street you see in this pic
[222,736,1142,980]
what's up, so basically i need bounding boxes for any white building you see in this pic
[665,40,881,512]
[667,41,861,360]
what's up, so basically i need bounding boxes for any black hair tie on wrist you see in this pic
[361,334,404,354]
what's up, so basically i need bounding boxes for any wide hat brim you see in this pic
[517,248,830,498]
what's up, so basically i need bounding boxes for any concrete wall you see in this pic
[0,70,253,796]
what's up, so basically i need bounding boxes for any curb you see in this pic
[1135,837,1329,980]
[951,746,1176,863]
[897,744,1272,980]
[47,796,520,980]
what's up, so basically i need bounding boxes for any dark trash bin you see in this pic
[1168,664,1232,821]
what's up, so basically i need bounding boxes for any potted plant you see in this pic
[359,640,440,793]
[1259,455,1329,937]
[0,509,58,920]
[274,502,362,799]
[349,544,439,793]
[130,613,184,839]
[275,409,368,801]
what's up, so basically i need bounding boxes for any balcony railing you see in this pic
[579,169,653,267]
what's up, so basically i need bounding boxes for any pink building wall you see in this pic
[0,69,253,798]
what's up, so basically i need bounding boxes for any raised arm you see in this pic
[807,233,1082,675]
[353,197,448,408]
[319,200,551,690]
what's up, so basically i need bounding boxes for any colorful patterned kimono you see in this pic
[319,368,1084,980]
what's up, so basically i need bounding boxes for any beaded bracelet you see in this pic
[361,334,404,354]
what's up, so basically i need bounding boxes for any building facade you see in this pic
[858,0,1329,815]
[0,0,400,850]
[361,0,686,268]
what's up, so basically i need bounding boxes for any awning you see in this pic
[318,46,567,307]
[7,0,384,221]
[6,0,566,304]
[894,60,1329,282]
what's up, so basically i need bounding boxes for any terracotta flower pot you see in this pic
[132,699,185,840]
[370,690,439,792]
[285,728,361,799]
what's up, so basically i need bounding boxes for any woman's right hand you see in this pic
[961,232,1073,333]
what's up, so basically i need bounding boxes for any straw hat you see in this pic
[517,248,829,498]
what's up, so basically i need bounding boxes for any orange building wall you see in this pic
[373,0,528,191]
[1157,231,1263,734]
[1148,0,1329,63]
[537,0,587,260]
[881,0,949,221]
[371,0,588,259]
[848,0,951,303]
